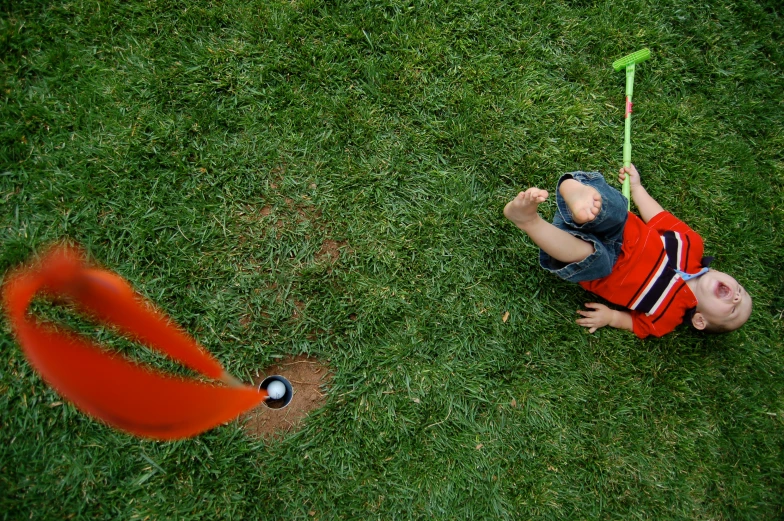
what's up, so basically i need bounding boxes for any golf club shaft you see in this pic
[622,63,636,208]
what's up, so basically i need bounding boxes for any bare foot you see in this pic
[504,188,549,228]
[559,179,602,224]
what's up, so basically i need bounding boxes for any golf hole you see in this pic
[259,375,293,410]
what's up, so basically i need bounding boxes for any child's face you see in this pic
[690,269,752,331]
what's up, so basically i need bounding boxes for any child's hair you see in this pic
[684,309,743,334]
[703,322,733,334]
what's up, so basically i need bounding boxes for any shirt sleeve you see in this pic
[647,211,705,271]
[647,211,697,237]
[630,310,681,339]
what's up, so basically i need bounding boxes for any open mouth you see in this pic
[716,281,732,299]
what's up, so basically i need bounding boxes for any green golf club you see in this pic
[612,48,651,209]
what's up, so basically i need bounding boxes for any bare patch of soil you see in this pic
[316,239,346,263]
[239,313,253,329]
[291,299,305,319]
[241,355,331,439]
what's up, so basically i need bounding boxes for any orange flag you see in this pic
[2,244,266,440]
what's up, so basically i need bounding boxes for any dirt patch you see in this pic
[291,299,305,319]
[316,239,346,263]
[239,313,253,329]
[241,355,331,439]
[237,204,271,222]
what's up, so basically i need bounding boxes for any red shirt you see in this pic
[579,211,703,338]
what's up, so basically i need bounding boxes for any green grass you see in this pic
[1,0,783,519]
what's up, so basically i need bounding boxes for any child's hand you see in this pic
[618,164,641,188]
[576,303,615,333]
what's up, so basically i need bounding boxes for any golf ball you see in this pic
[266,380,286,400]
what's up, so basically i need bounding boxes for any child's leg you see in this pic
[554,172,628,239]
[505,172,626,283]
[504,188,594,264]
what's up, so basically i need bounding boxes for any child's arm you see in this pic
[618,164,664,223]
[576,303,633,333]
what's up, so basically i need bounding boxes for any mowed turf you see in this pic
[1,0,782,519]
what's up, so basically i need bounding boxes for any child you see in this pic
[504,164,751,338]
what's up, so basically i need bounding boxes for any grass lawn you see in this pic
[1,0,783,519]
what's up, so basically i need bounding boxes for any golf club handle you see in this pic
[622,170,631,203]
[622,63,636,209]
[622,110,631,203]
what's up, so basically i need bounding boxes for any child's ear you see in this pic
[691,312,707,330]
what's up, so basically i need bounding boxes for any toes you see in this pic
[512,188,547,208]
[590,195,602,217]
[523,187,546,202]
[573,205,596,222]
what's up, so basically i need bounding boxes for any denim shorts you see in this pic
[538,171,629,283]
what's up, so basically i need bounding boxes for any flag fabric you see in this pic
[2,245,265,440]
